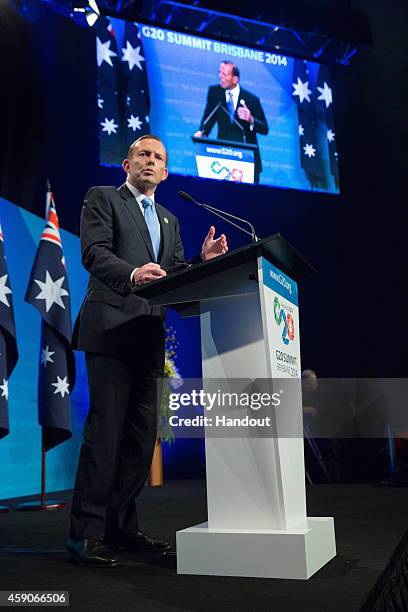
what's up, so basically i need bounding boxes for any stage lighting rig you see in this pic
[95,0,371,65]
[20,0,371,64]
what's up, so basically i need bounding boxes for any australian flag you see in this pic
[0,222,18,439]
[292,59,325,183]
[96,17,151,165]
[315,63,339,187]
[25,189,75,451]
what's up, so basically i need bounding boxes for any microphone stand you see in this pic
[201,102,221,132]
[199,101,247,144]
[218,103,247,144]
[179,191,259,242]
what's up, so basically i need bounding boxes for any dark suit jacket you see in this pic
[72,184,186,358]
[199,85,268,175]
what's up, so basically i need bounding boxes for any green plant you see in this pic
[158,327,183,443]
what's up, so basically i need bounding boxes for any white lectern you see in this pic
[135,235,336,579]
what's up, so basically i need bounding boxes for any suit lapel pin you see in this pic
[164,217,169,224]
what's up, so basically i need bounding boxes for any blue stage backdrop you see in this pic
[0,196,89,498]
[96,20,339,194]
[0,196,205,497]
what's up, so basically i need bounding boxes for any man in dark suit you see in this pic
[67,134,227,567]
[194,61,269,184]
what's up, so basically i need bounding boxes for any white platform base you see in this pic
[176,518,336,580]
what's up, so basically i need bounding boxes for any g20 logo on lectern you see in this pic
[210,161,244,182]
[273,297,295,345]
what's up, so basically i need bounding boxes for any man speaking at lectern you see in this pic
[67,134,227,567]
[194,61,269,184]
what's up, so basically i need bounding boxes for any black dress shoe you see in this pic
[67,538,119,567]
[105,531,170,553]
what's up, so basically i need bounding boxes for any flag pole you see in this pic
[16,179,68,512]
[45,179,52,218]
[40,429,46,507]
[15,429,67,511]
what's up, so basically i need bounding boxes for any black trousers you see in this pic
[69,346,164,541]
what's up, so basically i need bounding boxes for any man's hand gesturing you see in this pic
[237,100,254,124]
[201,226,228,261]
[132,263,167,284]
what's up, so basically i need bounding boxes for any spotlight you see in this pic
[73,0,100,26]
[86,0,100,26]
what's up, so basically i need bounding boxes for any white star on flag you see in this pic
[122,41,145,71]
[127,115,142,131]
[96,38,117,67]
[0,378,8,401]
[0,274,12,307]
[97,96,104,109]
[317,82,333,108]
[292,77,312,103]
[303,143,316,158]
[41,345,55,367]
[52,376,70,398]
[34,270,68,313]
[101,118,118,135]
[327,129,335,142]
[299,124,304,136]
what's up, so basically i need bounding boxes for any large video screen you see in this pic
[96,18,339,193]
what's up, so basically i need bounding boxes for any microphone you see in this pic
[178,191,259,242]
[201,102,221,131]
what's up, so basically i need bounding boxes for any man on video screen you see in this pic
[195,61,268,184]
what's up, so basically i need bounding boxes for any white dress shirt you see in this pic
[126,180,161,233]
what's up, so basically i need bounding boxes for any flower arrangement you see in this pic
[158,326,183,443]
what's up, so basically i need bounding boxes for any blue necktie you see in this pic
[142,197,160,262]
[227,91,235,123]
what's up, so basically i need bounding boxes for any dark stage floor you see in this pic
[1,481,407,612]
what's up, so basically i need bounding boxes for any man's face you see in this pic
[219,63,238,90]
[122,138,168,193]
